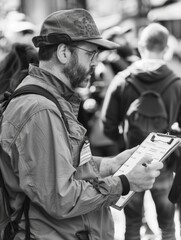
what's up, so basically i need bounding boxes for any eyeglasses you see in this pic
[71,45,99,62]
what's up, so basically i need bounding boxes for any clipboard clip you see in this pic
[151,133,176,144]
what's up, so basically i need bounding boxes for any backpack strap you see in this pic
[1,84,71,240]
[3,84,70,133]
[0,153,30,240]
[0,167,12,218]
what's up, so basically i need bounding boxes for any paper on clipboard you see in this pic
[112,132,181,210]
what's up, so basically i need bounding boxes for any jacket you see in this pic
[0,64,123,240]
[102,59,181,143]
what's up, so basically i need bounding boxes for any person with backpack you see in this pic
[0,9,164,240]
[101,22,181,240]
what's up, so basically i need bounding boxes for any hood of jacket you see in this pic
[128,59,172,84]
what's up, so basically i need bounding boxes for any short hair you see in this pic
[38,43,75,61]
[39,45,58,61]
[139,23,169,52]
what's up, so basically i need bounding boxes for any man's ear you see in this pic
[56,44,69,64]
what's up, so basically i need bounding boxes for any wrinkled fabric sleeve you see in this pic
[17,108,123,219]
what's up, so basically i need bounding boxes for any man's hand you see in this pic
[126,157,163,192]
[111,146,139,174]
[111,146,163,192]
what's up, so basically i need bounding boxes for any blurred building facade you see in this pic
[1,0,181,36]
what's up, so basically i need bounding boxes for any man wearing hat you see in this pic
[0,9,163,240]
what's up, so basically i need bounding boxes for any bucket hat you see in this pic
[32,9,119,50]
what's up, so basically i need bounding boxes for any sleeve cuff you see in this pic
[119,174,130,195]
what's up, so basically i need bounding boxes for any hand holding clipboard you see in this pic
[113,132,181,210]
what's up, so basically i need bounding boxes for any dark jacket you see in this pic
[102,59,181,143]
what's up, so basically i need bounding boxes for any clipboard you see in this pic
[112,132,181,211]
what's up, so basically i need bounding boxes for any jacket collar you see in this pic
[28,64,81,117]
[28,64,81,101]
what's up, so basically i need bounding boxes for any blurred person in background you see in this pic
[0,10,36,61]
[0,9,164,240]
[101,25,140,75]
[3,10,36,46]
[101,22,181,240]
[0,10,38,99]
[0,42,38,99]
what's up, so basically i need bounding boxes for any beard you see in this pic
[63,51,93,89]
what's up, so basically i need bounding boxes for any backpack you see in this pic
[125,73,179,146]
[0,85,70,240]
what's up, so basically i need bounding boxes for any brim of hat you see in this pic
[85,38,119,50]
